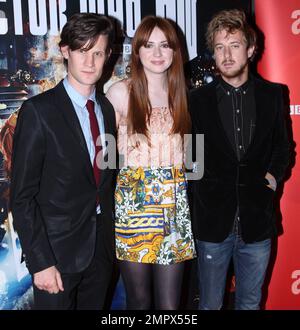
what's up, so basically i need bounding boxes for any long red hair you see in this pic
[128,16,190,138]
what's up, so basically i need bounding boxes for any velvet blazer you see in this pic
[189,77,290,243]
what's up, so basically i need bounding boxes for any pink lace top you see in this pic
[118,107,184,168]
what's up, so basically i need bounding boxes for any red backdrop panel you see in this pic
[255,0,300,310]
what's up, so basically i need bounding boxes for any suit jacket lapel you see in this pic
[98,95,110,153]
[241,78,268,159]
[97,94,112,188]
[54,81,94,184]
[208,83,238,161]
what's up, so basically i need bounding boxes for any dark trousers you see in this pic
[33,214,114,310]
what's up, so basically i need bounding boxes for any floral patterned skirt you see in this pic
[115,166,196,265]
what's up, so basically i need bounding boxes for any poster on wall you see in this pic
[0,0,251,310]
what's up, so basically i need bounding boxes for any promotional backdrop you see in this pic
[1,0,298,310]
[1,0,247,310]
[255,0,300,310]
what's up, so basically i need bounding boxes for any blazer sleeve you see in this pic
[267,86,290,183]
[10,100,56,274]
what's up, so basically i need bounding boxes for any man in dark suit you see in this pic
[10,13,116,310]
[190,9,290,310]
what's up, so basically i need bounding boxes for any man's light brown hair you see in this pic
[206,9,257,59]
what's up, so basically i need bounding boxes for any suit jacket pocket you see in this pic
[45,215,71,234]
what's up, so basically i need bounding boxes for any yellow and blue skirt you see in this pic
[115,166,196,265]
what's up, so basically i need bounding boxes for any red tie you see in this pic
[86,99,102,187]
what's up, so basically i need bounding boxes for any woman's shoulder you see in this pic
[106,79,130,121]
[106,79,130,98]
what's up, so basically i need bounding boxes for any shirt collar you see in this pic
[63,77,96,108]
[218,76,251,96]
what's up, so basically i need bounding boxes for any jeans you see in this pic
[196,233,271,310]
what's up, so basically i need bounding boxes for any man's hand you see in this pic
[265,172,277,191]
[33,266,64,294]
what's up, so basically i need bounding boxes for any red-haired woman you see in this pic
[106,16,196,310]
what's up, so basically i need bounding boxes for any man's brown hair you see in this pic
[206,9,257,57]
[59,13,114,55]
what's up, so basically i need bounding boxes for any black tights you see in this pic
[119,260,184,310]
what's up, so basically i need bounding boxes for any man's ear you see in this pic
[105,48,112,63]
[60,45,70,60]
[247,45,255,59]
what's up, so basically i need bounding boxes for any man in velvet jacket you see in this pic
[10,13,116,309]
[190,9,289,310]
